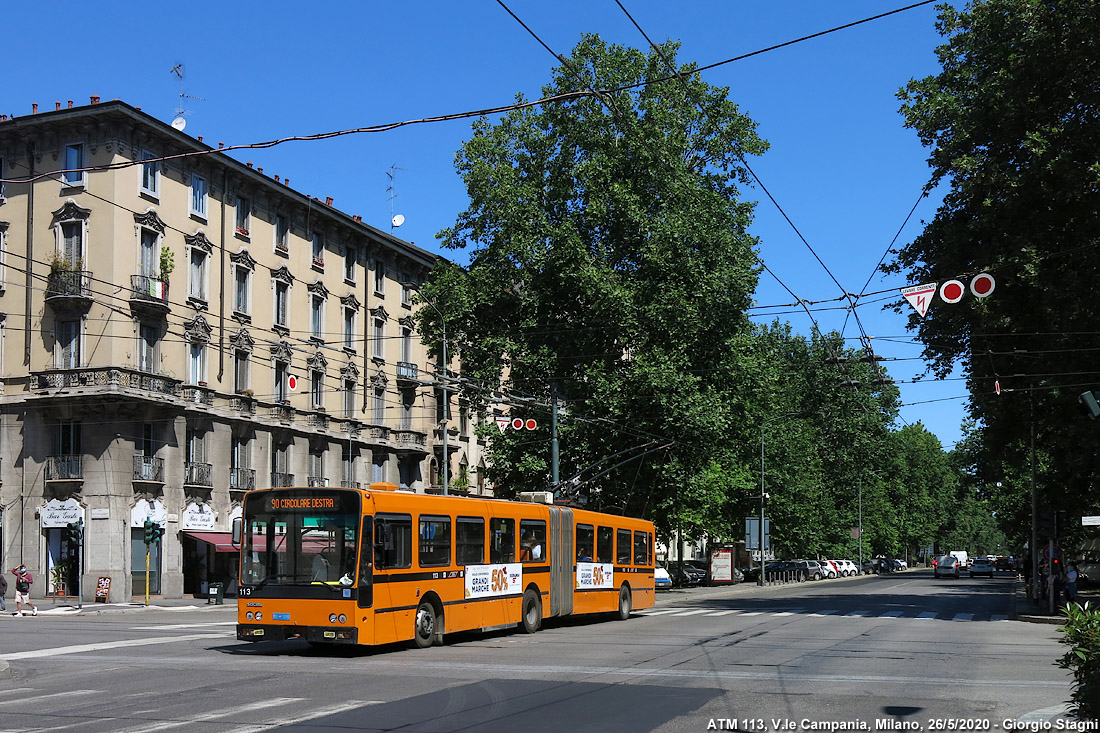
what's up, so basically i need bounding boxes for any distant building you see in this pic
[0,98,488,600]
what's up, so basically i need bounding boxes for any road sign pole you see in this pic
[145,544,150,607]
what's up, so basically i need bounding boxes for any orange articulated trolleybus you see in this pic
[235,482,655,648]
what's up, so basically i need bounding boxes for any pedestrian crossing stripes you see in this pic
[633,607,1014,622]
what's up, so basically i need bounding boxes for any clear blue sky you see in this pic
[4,0,969,447]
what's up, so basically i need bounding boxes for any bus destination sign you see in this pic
[268,496,337,511]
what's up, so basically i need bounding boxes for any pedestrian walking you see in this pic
[0,572,7,611]
[10,565,37,616]
[1066,562,1080,604]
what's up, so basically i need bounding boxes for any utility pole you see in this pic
[551,382,559,495]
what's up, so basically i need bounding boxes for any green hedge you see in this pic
[1059,601,1100,718]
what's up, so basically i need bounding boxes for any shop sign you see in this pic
[181,503,216,531]
[41,498,84,528]
[130,498,167,528]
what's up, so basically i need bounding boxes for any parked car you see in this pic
[667,562,705,588]
[934,555,960,579]
[684,560,712,585]
[861,559,875,574]
[819,560,839,579]
[798,560,826,581]
[835,559,859,577]
[655,564,673,590]
[969,557,995,578]
[890,558,908,571]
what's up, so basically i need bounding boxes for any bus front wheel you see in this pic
[617,585,632,620]
[414,600,438,649]
[520,589,541,634]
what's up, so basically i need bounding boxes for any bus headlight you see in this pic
[246,612,254,620]
[329,613,338,623]
[338,614,347,624]
[254,612,262,620]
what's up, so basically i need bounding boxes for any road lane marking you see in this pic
[114,698,303,733]
[634,609,681,616]
[879,611,903,618]
[916,612,938,619]
[770,609,806,616]
[227,701,383,733]
[843,610,871,617]
[705,610,740,616]
[0,690,99,706]
[667,609,713,617]
[953,613,975,621]
[810,610,838,616]
[0,633,229,660]
[132,621,239,630]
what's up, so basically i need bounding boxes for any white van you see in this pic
[950,550,969,569]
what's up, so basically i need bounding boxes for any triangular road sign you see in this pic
[901,282,937,318]
[494,416,510,433]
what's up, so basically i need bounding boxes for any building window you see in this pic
[139,324,159,373]
[310,368,324,410]
[309,447,325,484]
[343,306,356,351]
[272,439,289,477]
[190,174,208,218]
[311,232,324,268]
[343,379,356,417]
[401,279,412,307]
[342,445,355,485]
[274,281,289,328]
[372,387,385,424]
[186,425,207,464]
[234,266,250,314]
[0,156,5,198]
[55,319,80,369]
[373,261,385,296]
[344,246,356,282]
[401,389,415,430]
[189,247,208,301]
[372,317,385,359]
[459,404,470,434]
[140,149,159,197]
[60,221,84,268]
[274,359,289,402]
[236,197,251,237]
[372,453,386,483]
[234,349,250,393]
[275,214,289,253]
[401,326,412,363]
[63,143,85,187]
[311,295,324,340]
[139,227,158,277]
[189,342,207,384]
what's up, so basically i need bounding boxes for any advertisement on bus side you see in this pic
[464,563,523,599]
[576,562,615,589]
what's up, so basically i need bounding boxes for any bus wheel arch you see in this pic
[617,583,632,620]
[413,594,444,649]
[520,585,542,634]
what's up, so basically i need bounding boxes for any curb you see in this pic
[1013,578,1069,625]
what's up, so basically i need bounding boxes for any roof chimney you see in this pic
[55,102,61,111]
[197,135,203,143]
[284,178,289,187]
[68,100,73,109]
[90,95,100,105]
[247,162,253,168]
[32,103,38,114]
[218,142,223,149]
[274,175,280,183]
[325,197,333,206]
[257,167,263,175]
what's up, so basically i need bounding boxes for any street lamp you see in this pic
[759,412,810,586]
[403,283,448,496]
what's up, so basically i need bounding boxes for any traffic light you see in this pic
[65,521,83,544]
[144,517,155,544]
[152,524,164,542]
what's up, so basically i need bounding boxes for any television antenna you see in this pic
[169,64,205,131]
[386,164,406,233]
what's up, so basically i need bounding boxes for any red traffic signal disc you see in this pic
[940,280,965,304]
[525,419,537,430]
[970,272,995,298]
[511,418,524,430]
[287,375,298,391]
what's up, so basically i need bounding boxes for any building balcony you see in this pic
[271,404,294,422]
[365,424,391,441]
[342,479,362,489]
[133,454,164,483]
[184,461,213,487]
[393,429,428,453]
[308,412,329,430]
[45,269,93,310]
[32,366,181,399]
[232,395,256,415]
[46,454,82,481]
[270,472,294,488]
[307,476,328,487]
[130,274,170,315]
[182,386,214,406]
[230,468,256,491]
[396,362,419,384]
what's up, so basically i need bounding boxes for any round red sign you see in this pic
[525,419,537,430]
[287,375,298,391]
[511,418,524,430]
[940,280,965,304]
[970,272,995,298]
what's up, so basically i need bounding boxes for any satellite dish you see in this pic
[391,214,405,228]
[171,116,187,131]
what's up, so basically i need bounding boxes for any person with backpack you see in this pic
[11,565,37,616]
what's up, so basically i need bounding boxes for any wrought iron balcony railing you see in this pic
[184,461,213,487]
[46,454,83,481]
[230,467,256,491]
[270,472,294,488]
[133,454,164,482]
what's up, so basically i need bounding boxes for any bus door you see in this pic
[357,516,373,609]
[548,506,574,616]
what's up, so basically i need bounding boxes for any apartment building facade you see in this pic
[0,99,488,600]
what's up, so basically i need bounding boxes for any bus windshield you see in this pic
[241,489,361,588]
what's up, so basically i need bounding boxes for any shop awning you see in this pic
[183,531,239,553]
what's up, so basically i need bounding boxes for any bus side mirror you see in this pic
[232,517,242,546]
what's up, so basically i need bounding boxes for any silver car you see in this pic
[934,555,960,579]
[968,557,994,578]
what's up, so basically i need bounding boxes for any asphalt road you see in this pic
[0,569,1073,732]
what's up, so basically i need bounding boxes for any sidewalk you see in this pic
[3,594,233,617]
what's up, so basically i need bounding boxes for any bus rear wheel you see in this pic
[414,600,438,649]
[617,584,632,620]
[520,589,541,634]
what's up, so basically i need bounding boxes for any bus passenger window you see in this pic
[596,527,614,564]
[616,528,632,565]
[634,530,650,566]
[576,524,594,562]
[490,518,515,564]
[375,514,413,569]
[419,516,452,567]
[457,517,485,565]
[520,520,546,563]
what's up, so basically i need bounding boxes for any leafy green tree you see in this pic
[419,35,767,533]
[888,0,1100,524]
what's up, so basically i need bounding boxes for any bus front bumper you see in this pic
[237,624,359,644]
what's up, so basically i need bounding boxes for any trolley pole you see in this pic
[551,382,559,495]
